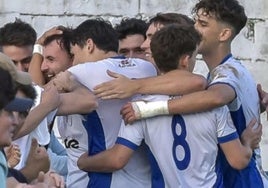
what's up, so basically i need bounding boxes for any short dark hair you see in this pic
[0,67,16,109]
[115,18,148,40]
[44,26,74,59]
[71,18,118,53]
[192,0,247,35]
[0,19,37,48]
[16,84,37,101]
[151,24,201,73]
[149,13,194,27]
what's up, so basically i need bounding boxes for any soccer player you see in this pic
[51,18,157,188]
[115,18,148,59]
[77,24,260,187]
[27,26,93,187]
[91,1,265,187]
[0,19,36,72]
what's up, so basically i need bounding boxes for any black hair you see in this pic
[71,18,118,53]
[149,13,194,27]
[192,0,247,35]
[43,26,74,59]
[0,18,37,47]
[115,18,148,40]
[151,24,201,73]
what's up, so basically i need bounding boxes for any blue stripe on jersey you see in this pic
[116,137,139,150]
[217,106,263,187]
[213,149,224,188]
[217,132,238,143]
[83,111,112,188]
[230,106,246,136]
[145,146,165,188]
[116,138,165,188]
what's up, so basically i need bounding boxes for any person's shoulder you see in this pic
[131,58,152,65]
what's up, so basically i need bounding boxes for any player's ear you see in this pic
[177,54,190,71]
[86,38,95,53]
[219,27,232,42]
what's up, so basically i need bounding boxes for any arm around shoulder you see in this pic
[137,69,207,95]
[77,144,134,172]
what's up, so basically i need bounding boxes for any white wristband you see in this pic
[33,44,43,55]
[131,100,169,119]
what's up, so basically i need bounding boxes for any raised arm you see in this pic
[77,144,134,172]
[94,69,207,99]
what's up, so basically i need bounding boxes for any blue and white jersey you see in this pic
[57,114,89,188]
[208,54,263,187]
[117,95,238,187]
[68,57,157,188]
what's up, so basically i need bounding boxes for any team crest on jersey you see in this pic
[119,59,136,67]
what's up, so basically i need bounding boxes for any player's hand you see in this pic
[28,171,64,188]
[50,71,77,92]
[241,118,262,150]
[26,138,50,174]
[44,171,65,188]
[37,26,63,46]
[93,70,136,99]
[257,84,268,119]
[120,102,141,125]
[4,144,21,168]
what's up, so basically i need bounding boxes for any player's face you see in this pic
[2,45,33,72]
[41,40,73,82]
[70,43,92,65]
[0,110,15,147]
[194,9,223,56]
[118,34,146,60]
[141,22,163,64]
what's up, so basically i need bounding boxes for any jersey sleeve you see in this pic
[68,62,111,91]
[209,63,242,111]
[209,63,237,89]
[116,120,145,151]
[215,106,239,144]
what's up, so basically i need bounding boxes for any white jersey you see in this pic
[208,54,263,187]
[68,57,157,188]
[57,114,89,188]
[117,95,238,187]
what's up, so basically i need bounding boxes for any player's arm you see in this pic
[220,139,252,170]
[57,85,98,115]
[13,86,60,139]
[168,83,235,113]
[77,144,134,172]
[48,71,98,115]
[220,120,262,170]
[94,69,207,99]
[121,83,235,124]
